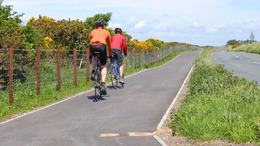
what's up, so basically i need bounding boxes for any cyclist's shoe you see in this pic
[101,84,107,95]
[119,76,125,84]
[91,72,95,81]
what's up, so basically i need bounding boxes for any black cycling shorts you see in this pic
[90,45,107,65]
[112,48,123,67]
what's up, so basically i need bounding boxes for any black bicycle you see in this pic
[92,52,103,102]
[110,57,124,88]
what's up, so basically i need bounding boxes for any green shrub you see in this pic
[229,42,260,55]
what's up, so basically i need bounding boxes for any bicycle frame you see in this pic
[111,59,119,80]
[110,58,124,88]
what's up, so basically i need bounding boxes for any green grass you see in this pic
[0,48,190,122]
[169,49,260,144]
[227,42,260,54]
[144,49,191,68]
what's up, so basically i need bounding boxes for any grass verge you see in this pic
[227,42,260,54]
[168,49,260,144]
[0,49,190,122]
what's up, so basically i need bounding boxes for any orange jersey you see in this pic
[89,28,112,56]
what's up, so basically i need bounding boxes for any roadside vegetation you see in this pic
[169,49,260,145]
[227,42,260,55]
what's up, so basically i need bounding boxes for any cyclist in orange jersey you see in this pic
[89,19,113,95]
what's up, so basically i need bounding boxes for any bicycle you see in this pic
[110,57,125,88]
[92,52,103,102]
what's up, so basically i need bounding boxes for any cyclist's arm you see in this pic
[89,32,93,56]
[122,37,127,56]
[107,33,113,56]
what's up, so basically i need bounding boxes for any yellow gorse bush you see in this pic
[131,38,160,51]
[27,15,91,50]
[44,37,53,48]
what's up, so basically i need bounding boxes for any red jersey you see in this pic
[111,34,127,56]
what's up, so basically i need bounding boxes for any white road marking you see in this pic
[228,52,239,58]
[252,62,260,65]
[154,135,168,146]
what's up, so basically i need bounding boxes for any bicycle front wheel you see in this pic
[110,66,116,88]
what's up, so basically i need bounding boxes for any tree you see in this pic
[85,13,112,29]
[226,40,240,48]
[0,0,24,48]
[250,32,255,43]
[0,0,24,26]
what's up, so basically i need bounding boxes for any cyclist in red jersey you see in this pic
[111,28,127,84]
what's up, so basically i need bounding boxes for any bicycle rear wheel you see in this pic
[94,70,101,102]
[94,87,99,102]
[110,66,116,88]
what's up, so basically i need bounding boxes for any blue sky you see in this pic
[3,0,260,46]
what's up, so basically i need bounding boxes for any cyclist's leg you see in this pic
[90,45,98,80]
[99,45,108,94]
[114,49,124,83]
[116,50,123,77]
[112,48,119,77]
[101,65,107,83]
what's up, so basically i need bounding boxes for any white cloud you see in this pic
[206,28,218,33]
[247,22,260,30]
[155,23,171,31]
[108,22,122,28]
[215,24,226,29]
[134,20,147,29]
[205,24,227,33]
[193,22,201,27]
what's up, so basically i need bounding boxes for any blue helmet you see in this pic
[95,19,105,28]
[115,28,122,34]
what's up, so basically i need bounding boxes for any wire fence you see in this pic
[0,44,187,104]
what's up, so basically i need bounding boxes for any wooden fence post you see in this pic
[57,48,61,91]
[134,49,137,68]
[148,51,150,65]
[73,48,77,87]
[165,48,167,58]
[142,50,144,66]
[153,50,156,63]
[125,53,128,69]
[130,50,133,68]
[161,48,163,60]
[86,49,89,82]
[145,50,148,65]
[36,47,41,96]
[139,50,141,67]
[9,47,13,104]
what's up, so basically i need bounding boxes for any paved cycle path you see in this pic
[0,51,201,146]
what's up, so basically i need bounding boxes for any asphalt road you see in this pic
[0,51,201,146]
[211,47,260,86]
